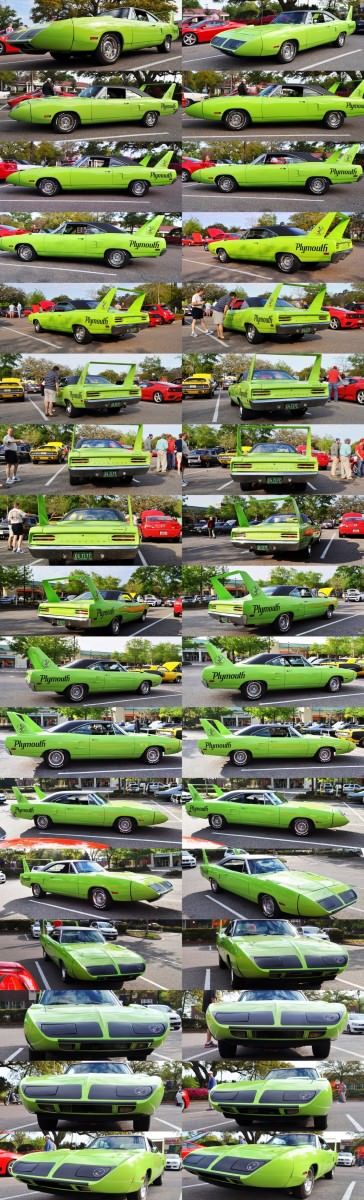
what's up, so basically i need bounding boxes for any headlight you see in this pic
[241,1160,264,1174]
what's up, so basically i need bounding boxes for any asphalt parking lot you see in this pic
[182,1096,364,1135]
[183,664,364,711]
[1,394,182,425]
[1,49,183,73]
[182,113,364,143]
[0,317,182,355]
[182,35,364,70]
[182,602,364,638]
[182,1164,362,1197]
[0,1098,183,1135]
[182,244,364,285]
[0,928,182,992]
[184,464,364,497]
[183,176,364,213]
[183,1024,364,1064]
[0,245,181,285]
[2,668,182,712]
[0,459,182,499]
[182,383,362,424]
[0,605,180,636]
[0,181,182,215]
[182,938,364,991]
[182,850,364,919]
[182,528,364,565]
[183,728,364,781]
[1,792,182,850]
[0,105,182,143]
[0,870,182,923]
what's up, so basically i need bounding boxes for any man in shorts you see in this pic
[7,504,26,552]
[212,293,237,341]
[43,366,60,417]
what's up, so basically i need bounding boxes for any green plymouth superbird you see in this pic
[208,568,337,632]
[67,425,150,485]
[38,572,147,624]
[198,717,354,767]
[9,8,180,62]
[229,498,322,557]
[12,784,168,833]
[20,859,174,908]
[193,145,362,195]
[0,216,166,270]
[28,500,141,564]
[229,426,318,489]
[55,359,141,412]
[23,989,171,1055]
[184,1133,337,1192]
[39,924,146,982]
[207,212,352,272]
[199,849,357,917]
[10,81,178,134]
[228,353,328,414]
[11,1133,166,1195]
[19,1060,164,1132]
[214,918,348,986]
[185,78,364,131]
[186,782,349,837]
[10,151,176,198]
[209,1066,333,1129]
[6,711,181,769]
[201,642,356,697]
[210,6,355,61]
[26,645,162,700]
[28,290,150,346]
[224,286,330,346]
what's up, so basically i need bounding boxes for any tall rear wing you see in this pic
[133,424,145,452]
[199,717,231,737]
[232,501,249,528]
[94,288,117,312]
[27,645,58,671]
[204,640,230,666]
[307,286,326,313]
[155,150,175,168]
[134,215,165,239]
[42,573,101,602]
[326,144,360,164]
[308,354,323,385]
[163,82,177,98]
[6,711,44,735]
[210,570,264,599]
[263,284,283,308]
[303,212,341,241]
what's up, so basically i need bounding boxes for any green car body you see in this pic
[12,784,168,834]
[228,352,329,415]
[209,1067,332,1129]
[28,500,141,564]
[185,78,364,131]
[10,151,176,198]
[23,990,171,1056]
[0,215,166,270]
[199,849,358,917]
[193,145,362,194]
[207,212,352,272]
[6,711,181,769]
[29,290,150,347]
[39,925,146,982]
[208,568,337,631]
[198,716,354,767]
[200,641,356,697]
[56,360,141,417]
[224,286,330,349]
[214,918,349,986]
[26,645,162,701]
[184,1133,337,1190]
[10,1135,165,1195]
[229,427,318,489]
[67,425,150,485]
[210,7,355,60]
[230,498,322,557]
[10,9,179,62]
[20,858,174,908]
[186,782,349,837]
[19,1061,164,1132]
[10,82,178,134]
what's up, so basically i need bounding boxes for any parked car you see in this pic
[182,850,197,868]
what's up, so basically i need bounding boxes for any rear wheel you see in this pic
[89,887,110,910]
[181,169,191,182]
[326,675,341,693]
[323,110,343,129]
[35,814,51,830]
[241,679,266,700]
[128,179,149,197]
[108,617,122,635]
[230,748,251,766]
[52,111,80,133]
[335,30,346,45]
[210,878,221,893]
[95,31,122,63]
[16,243,36,261]
[159,35,172,51]
[274,611,292,633]
[37,177,61,196]
[104,248,130,269]
[223,108,249,130]
[245,323,263,344]
[65,682,88,702]
[291,817,313,838]
[142,110,158,127]
[73,324,91,344]
[44,748,70,769]
[326,605,335,620]
[306,176,329,195]
[275,251,299,273]
[152,390,164,404]
[278,38,297,61]
[259,893,280,917]
[115,816,137,834]
[153,1174,164,1187]
[182,30,197,44]
[294,1170,314,1199]
[208,813,227,830]
[356,390,364,404]
[329,316,341,330]
[31,883,45,899]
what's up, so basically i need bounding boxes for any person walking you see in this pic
[3,428,21,485]
[7,504,26,552]
[327,365,342,403]
[175,434,183,473]
[355,437,364,477]
[43,365,60,417]
[8,303,15,319]
[144,432,153,452]
[340,438,352,481]
[166,434,176,471]
[207,514,216,538]
[338,1081,347,1103]
[155,434,168,473]
[329,437,341,479]
[191,289,208,337]
[16,302,22,320]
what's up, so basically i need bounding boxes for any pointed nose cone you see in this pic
[185,100,204,117]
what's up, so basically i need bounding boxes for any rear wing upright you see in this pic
[308,355,323,385]
[307,286,326,313]
[210,569,264,599]
[199,717,231,737]
[6,710,44,735]
[326,143,360,164]
[232,501,249,528]
[134,215,165,239]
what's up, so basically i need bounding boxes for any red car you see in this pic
[338,376,364,405]
[0,1150,20,1176]
[182,17,242,45]
[0,961,38,991]
[0,34,20,54]
[23,301,56,316]
[139,509,182,541]
[325,304,364,329]
[0,223,28,235]
[8,85,75,108]
[296,443,330,468]
[141,379,182,404]
[182,155,215,182]
[339,512,364,537]
[143,304,175,326]
[173,597,182,617]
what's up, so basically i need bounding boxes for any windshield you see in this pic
[239,990,303,1001]
[272,11,308,22]
[66,1061,131,1074]
[248,858,285,875]
[268,1134,317,1146]
[268,1068,318,1079]
[60,930,105,944]
[90,1135,146,1149]
[74,862,107,874]
[232,920,296,936]
[40,989,118,1006]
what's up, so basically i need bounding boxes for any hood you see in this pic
[60,943,145,966]
[248,868,349,898]
[13,1148,144,1170]
[226,933,347,959]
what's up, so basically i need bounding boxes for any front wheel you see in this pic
[115,816,137,835]
[159,35,172,51]
[16,243,36,261]
[216,248,229,263]
[34,814,52,830]
[133,1115,150,1132]
[73,324,91,344]
[128,179,149,197]
[95,31,122,63]
[152,391,164,404]
[181,169,191,182]
[37,177,61,197]
[230,748,251,766]
[326,676,341,693]
[138,680,151,695]
[44,748,71,769]
[259,893,280,917]
[323,110,343,129]
[52,111,79,133]
[293,1170,314,1199]
[278,38,297,61]
[142,110,158,127]
[33,320,41,332]
[89,887,110,910]
[223,108,249,131]
[241,680,266,700]
[356,390,364,405]
[136,1179,148,1200]
[208,813,227,830]
[306,176,329,195]
[104,248,131,269]
[65,682,88,702]
[326,605,335,621]
[315,747,334,764]
[218,1039,237,1057]
[142,746,162,764]
[291,817,313,838]
[329,316,341,330]
[216,175,237,193]
[275,251,299,273]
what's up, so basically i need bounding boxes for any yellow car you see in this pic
[148,660,182,683]
[327,657,364,677]
[30,441,67,463]
[183,373,216,397]
[0,375,25,401]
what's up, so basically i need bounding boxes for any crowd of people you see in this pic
[330,436,364,480]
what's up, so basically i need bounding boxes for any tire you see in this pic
[323,110,343,129]
[64,682,88,702]
[335,31,346,45]
[208,813,227,830]
[259,893,280,917]
[315,747,334,764]
[138,680,151,695]
[324,1168,335,1180]
[275,251,299,273]
[223,108,249,131]
[294,1170,314,1199]
[44,748,70,769]
[115,816,137,835]
[216,175,238,193]
[274,611,292,633]
[326,676,341,693]
[245,323,263,344]
[142,746,162,765]
[217,951,227,970]
[210,878,221,893]
[241,680,266,700]
[290,817,313,838]
[153,1174,164,1187]
[104,248,130,269]
[277,38,297,62]
[329,316,341,330]
[218,1039,237,1057]
[326,605,335,620]
[159,35,172,51]
[52,111,80,134]
[16,243,36,261]
[61,965,68,982]
[31,883,45,899]
[216,248,229,263]
[34,814,51,830]
[95,31,122,63]
[228,960,242,988]
[37,177,61,197]
[89,887,110,910]
[230,748,251,767]
[182,31,197,44]
[133,1115,150,1131]
[306,176,329,195]
[38,1118,57,1134]
[128,179,149,197]
[142,111,158,127]
[0,43,4,53]
[152,390,164,404]
[314,1116,327,1131]
[356,390,364,405]
[33,320,41,332]
[108,617,122,635]
[73,324,91,344]
[136,1179,148,1200]
[181,169,191,182]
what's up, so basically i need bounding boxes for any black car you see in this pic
[0,514,37,540]
[186,446,225,467]
[0,441,31,463]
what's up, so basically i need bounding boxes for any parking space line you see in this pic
[320,532,337,560]
[346,1115,364,1131]
[45,464,67,487]
[32,959,50,989]
[30,400,48,422]
[207,895,247,918]
[0,323,64,350]
[182,253,273,280]
[340,1184,357,1200]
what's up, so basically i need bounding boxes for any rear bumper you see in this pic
[29,545,138,563]
[208,609,246,625]
[68,465,149,480]
[246,393,326,411]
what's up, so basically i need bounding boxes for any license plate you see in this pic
[72,552,93,560]
[256,543,270,550]
[285,402,301,410]
[267,476,284,484]
[102,470,120,477]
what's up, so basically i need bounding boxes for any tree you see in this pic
[9,636,79,663]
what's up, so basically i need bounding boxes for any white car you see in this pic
[300,926,330,941]
[346,1012,364,1033]
[337,1151,355,1166]
[345,589,364,602]
[182,851,197,868]
[166,1155,182,1170]
[89,920,118,940]
[154,1003,181,1030]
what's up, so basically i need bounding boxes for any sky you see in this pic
[71,421,181,437]
[32,353,181,371]
[184,423,364,440]
[3,634,181,652]
[26,565,146,583]
[184,211,352,227]
[183,353,358,372]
